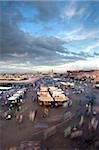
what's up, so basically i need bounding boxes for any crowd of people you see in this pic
[0,85,27,120]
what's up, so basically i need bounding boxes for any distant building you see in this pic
[67,70,99,80]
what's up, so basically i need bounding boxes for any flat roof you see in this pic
[0,77,39,84]
[54,95,69,101]
[48,86,57,91]
[40,87,48,91]
[39,97,54,102]
[39,93,54,102]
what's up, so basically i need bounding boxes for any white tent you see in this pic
[60,82,75,87]
[40,87,48,92]
[8,96,17,102]
[13,93,20,97]
[0,91,2,94]
[52,91,64,97]
[0,86,12,90]
[48,86,57,91]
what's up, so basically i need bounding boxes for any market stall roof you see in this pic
[53,78,61,81]
[39,97,54,102]
[56,89,63,92]
[0,91,2,94]
[39,93,54,102]
[13,93,20,97]
[54,94,69,102]
[40,87,48,92]
[16,90,24,94]
[22,88,26,92]
[8,96,17,101]
[60,82,67,86]
[0,86,12,90]
[60,82,74,86]
[95,83,99,88]
[52,91,64,97]
[48,86,58,91]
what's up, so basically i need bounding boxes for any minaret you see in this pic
[50,69,53,78]
[52,69,53,74]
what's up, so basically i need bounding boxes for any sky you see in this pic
[0,0,99,73]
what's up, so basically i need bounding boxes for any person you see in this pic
[16,113,23,124]
[6,114,12,120]
[87,104,91,115]
[79,115,84,126]
[91,117,98,130]
[43,107,49,118]
[29,110,37,122]
[93,110,96,116]
[68,100,72,107]
[32,95,35,102]
[19,114,23,123]
[86,104,89,112]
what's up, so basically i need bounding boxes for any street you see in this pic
[0,79,99,150]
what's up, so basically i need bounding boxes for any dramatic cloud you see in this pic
[63,1,88,20]
[0,4,88,65]
[66,30,99,42]
[94,52,99,56]
[84,42,99,52]
[0,1,99,72]
[30,1,61,22]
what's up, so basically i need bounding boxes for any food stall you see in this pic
[38,92,54,106]
[8,96,18,110]
[53,93,69,106]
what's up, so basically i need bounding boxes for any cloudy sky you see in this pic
[0,0,99,73]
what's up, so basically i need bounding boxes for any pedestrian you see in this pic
[87,104,91,115]
[91,117,98,130]
[29,110,37,122]
[79,115,84,126]
[43,108,49,118]
[93,110,96,116]
[32,95,35,102]
[85,104,89,112]
[16,113,23,124]
[19,114,23,124]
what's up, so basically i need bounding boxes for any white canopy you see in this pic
[95,84,99,88]
[16,90,24,94]
[60,82,67,86]
[0,91,2,94]
[13,93,20,97]
[60,82,74,86]
[0,86,12,90]
[54,94,69,102]
[40,87,48,92]
[48,86,58,91]
[8,96,17,101]
[39,93,54,102]
[52,91,64,97]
